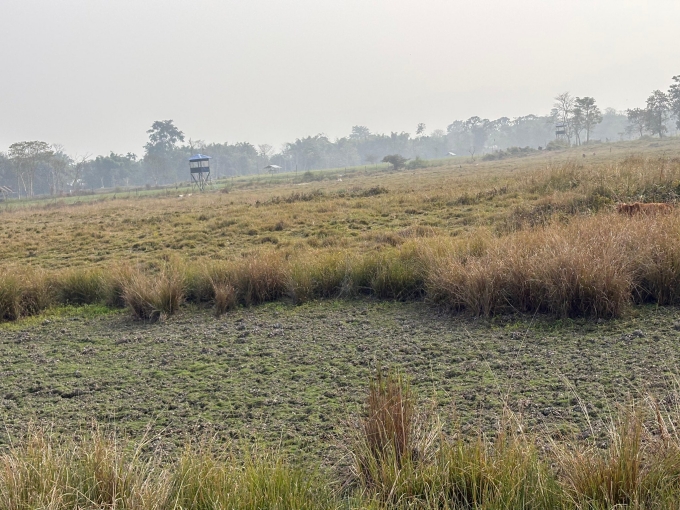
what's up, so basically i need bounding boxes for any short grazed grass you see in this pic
[3,300,680,462]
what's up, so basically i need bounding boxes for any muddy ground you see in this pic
[2,300,680,465]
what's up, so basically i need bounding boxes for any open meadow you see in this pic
[5,138,680,507]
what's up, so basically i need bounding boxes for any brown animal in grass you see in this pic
[616,202,673,216]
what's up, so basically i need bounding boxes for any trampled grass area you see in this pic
[3,301,680,458]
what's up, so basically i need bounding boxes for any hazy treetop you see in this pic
[1,0,678,156]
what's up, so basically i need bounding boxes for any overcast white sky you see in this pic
[1,0,679,156]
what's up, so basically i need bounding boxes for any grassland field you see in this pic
[4,138,680,507]
[0,136,678,271]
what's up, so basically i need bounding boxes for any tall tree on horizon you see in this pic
[626,108,647,138]
[7,141,53,197]
[645,90,671,138]
[144,120,185,185]
[669,75,680,131]
[574,96,602,144]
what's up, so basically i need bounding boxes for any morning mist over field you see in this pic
[1,0,679,156]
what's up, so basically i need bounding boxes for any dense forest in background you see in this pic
[1,76,679,197]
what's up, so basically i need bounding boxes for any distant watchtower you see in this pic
[555,122,567,141]
[189,154,211,191]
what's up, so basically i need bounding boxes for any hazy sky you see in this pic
[1,0,679,157]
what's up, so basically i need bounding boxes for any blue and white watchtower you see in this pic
[189,154,211,191]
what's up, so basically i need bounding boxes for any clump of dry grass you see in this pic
[427,214,642,318]
[212,282,237,316]
[359,370,415,471]
[168,445,335,510]
[349,370,561,508]
[120,261,186,321]
[0,267,54,320]
[0,269,22,321]
[0,427,166,510]
[288,251,355,303]
[233,252,289,306]
[52,267,103,305]
[554,404,680,508]
[0,427,336,510]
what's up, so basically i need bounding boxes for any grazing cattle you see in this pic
[616,202,673,216]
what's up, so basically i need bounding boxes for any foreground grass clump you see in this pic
[5,375,680,509]
[348,373,680,509]
[0,429,336,510]
[349,371,561,509]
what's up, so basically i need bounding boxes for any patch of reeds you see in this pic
[348,372,680,509]
[555,405,680,508]
[52,268,103,305]
[0,267,53,320]
[0,427,165,510]
[427,214,644,318]
[168,445,335,510]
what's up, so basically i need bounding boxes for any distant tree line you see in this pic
[1,76,678,197]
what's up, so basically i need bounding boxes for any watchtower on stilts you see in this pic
[189,154,212,191]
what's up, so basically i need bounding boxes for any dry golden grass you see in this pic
[2,138,680,321]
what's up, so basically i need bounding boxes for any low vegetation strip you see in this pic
[2,212,680,321]
[3,373,680,509]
